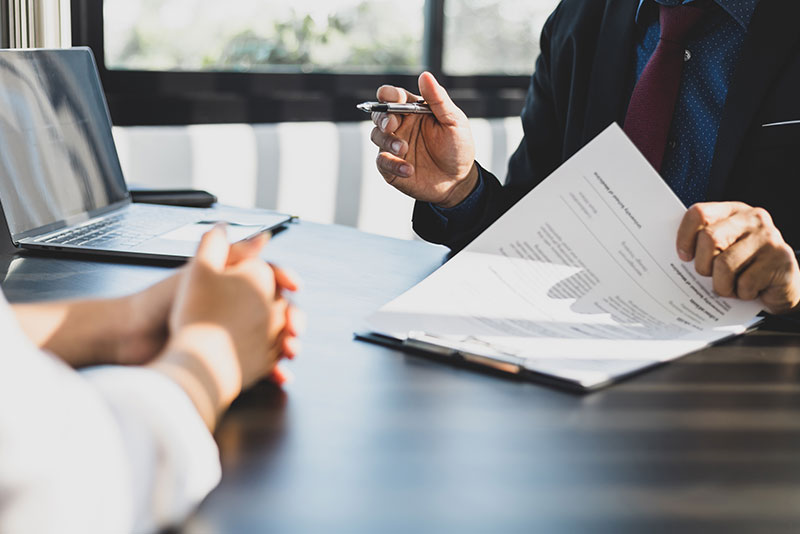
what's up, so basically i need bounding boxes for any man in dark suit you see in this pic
[370,0,800,314]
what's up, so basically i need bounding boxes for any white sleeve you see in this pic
[81,366,222,534]
[0,293,133,533]
[0,292,221,534]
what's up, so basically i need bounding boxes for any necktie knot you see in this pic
[659,3,707,45]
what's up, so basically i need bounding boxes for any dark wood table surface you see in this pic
[3,220,800,534]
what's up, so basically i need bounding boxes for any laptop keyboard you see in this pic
[40,206,200,248]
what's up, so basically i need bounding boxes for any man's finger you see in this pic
[418,71,462,127]
[227,232,270,266]
[370,127,407,156]
[371,112,403,134]
[194,225,230,272]
[676,202,748,261]
[376,152,413,180]
[711,233,760,297]
[693,211,754,276]
[735,256,775,301]
[376,84,421,104]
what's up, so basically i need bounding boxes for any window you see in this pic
[444,0,555,76]
[104,0,426,74]
[73,0,560,125]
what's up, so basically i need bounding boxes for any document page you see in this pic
[368,124,763,388]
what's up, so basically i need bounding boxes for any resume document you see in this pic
[368,124,763,389]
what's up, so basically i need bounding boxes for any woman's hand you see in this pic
[150,227,299,429]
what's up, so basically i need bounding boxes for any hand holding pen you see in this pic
[365,71,479,209]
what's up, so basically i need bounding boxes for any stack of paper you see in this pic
[367,124,762,390]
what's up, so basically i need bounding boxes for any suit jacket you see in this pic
[413,0,800,252]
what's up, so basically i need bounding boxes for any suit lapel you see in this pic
[706,0,800,199]
[581,0,639,146]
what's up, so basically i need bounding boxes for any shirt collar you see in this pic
[635,0,759,30]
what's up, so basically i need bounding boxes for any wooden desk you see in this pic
[3,221,800,533]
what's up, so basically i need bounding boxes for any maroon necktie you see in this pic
[623,3,707,171]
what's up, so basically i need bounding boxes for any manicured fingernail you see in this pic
[678,249,690,261]
[269,366,287,385]
[391,141,402,154]
[380,117,389,131]
[286,338,301,358]
[280,366,295,384]
[399,164,411,176]
[271,365,294,385]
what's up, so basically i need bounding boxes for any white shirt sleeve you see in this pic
[81,366,222,533]
[0,291,221,534]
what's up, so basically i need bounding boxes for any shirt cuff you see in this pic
[81,365,222,533]
[428,165,487,226]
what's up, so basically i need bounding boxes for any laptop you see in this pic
[0,47,292,262]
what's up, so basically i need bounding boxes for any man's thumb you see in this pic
[194,225,230,272]
[418,71,460,127]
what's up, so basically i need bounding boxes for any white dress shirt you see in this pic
[0,291,221,533]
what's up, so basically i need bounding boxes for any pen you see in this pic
[357,101,433,114]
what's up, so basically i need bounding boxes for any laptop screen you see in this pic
[0,48,128,239]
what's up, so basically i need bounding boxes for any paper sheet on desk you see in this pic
[368,124,763,389]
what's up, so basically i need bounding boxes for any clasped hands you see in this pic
[13,226,300,428]
[370,72,800,314]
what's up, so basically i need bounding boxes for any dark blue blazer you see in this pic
[413,0,800,252]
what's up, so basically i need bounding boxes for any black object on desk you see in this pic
[129,188,218,208]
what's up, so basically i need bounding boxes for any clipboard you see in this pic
[354,331,625,392]
[355,317,763,393]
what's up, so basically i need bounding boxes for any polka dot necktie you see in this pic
[623,2,708,172]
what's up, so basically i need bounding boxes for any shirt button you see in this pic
[684,49,692,62]
[668,138,678,149]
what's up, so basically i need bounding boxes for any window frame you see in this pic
[71,0,532,125]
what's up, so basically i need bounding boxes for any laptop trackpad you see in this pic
[132,222,267,258]
[159,222,265,243]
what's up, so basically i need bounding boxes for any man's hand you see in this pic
[370,71,479,208]
[676,202,800,314]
